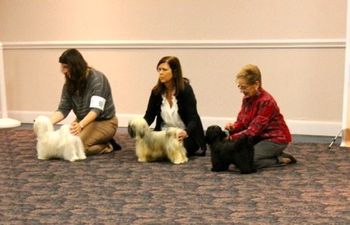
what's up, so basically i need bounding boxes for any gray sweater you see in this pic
[57,68,116,121]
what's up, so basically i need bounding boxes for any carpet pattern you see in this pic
[1,127,350,225]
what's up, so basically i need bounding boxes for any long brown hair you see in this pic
[59,49,89,96]
[152,56,186,95]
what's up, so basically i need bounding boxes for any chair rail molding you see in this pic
[2,39,345,50]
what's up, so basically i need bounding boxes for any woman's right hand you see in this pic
[178,130,188,142]
[224,122,235,131]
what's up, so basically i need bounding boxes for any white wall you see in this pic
[0,0,346,136]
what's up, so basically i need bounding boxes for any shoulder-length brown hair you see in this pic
[152,56,187,95]
[59,48,89,96]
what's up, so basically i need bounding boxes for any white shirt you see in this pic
[160,94,185,130]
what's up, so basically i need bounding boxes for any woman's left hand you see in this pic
[70,121,82,135]
[178,130,188,141]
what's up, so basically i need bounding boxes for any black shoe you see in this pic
[110,139,122,151]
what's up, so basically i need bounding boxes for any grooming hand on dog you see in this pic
[205,125,256,174]
[33,115,86,162]
[128,117,188,164]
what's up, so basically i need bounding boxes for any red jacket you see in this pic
[229,88,291,144]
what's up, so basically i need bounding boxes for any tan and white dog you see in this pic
[128,117,188,164]
[33,115,86,162]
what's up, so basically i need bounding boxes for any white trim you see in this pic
[8,111,341,136]
[340,0,350,146]
[2,39,345,50]
[0,42,21,128]
[287,120,341,137]
[201,117,341,136]
[0,42,7,118]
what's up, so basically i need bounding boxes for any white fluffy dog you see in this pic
[33,115,86,162]
[128,117,188,164]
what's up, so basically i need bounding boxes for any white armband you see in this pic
[90,95,106,110]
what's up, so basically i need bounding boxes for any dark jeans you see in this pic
[254,141,288,169]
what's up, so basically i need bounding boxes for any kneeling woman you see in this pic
[50,49,119,155]
[225,64,296,169]
[143,56,206,156]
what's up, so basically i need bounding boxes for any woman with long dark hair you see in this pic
[50,48,120,155]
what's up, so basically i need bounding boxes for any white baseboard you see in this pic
[6,111,341,136]
[286,120,341,137]
[201,117,341,137]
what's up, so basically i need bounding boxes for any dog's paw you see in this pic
[68,158,78,162]
[137,158,147,162]
[73,156,86,161]
[172,158,188,164]
[38,157,48,160]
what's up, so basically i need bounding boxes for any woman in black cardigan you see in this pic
[144,56,206,156]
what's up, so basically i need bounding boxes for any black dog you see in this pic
[205,125,256,174]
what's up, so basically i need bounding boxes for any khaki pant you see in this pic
[79,116,118,155]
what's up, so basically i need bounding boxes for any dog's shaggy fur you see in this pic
[128,117,188,164]
[33,115,86,162]
[205,125,256,174]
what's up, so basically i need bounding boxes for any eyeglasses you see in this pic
[237,84,251,91]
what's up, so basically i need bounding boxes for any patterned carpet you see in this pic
[1,126,350,225]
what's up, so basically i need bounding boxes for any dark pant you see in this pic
[254,141,288,169]
[183,136,200,156]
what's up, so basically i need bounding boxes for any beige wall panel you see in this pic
[0,0,346,135]
[4,47,344,121]
[0,0,346,41]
